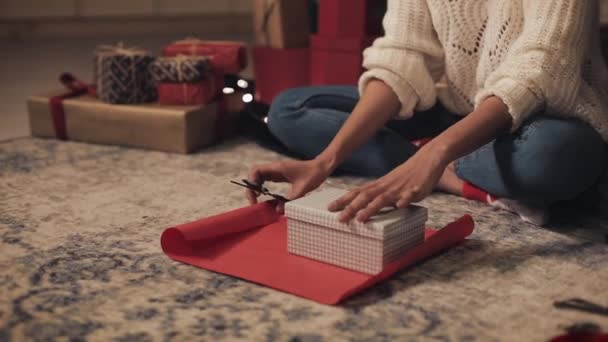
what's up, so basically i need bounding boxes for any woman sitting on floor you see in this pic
[246,0,608,226]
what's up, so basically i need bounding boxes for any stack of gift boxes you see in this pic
[251,0,311,104]
[252,0,386,104]
[311,0,384,85]
[27,2,387,153]
[28,40,247,154]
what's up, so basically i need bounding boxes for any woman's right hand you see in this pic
[246,158,334,207]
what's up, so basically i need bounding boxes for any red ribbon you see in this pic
[49,73,95,140]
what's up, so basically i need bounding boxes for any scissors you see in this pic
[230,179,290,202]
[554,298,608,317]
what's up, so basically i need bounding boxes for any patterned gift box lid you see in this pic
[285,188,427,240]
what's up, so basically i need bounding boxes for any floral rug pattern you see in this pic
[1,138,607,341]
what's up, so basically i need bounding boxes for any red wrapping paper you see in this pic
[318,0,384,38]
[550,333,608,342]
[161,201,475,305]
[162,39,247,74]
[157,73,222,106]
[310,35,375,85]
[252,46,310,104]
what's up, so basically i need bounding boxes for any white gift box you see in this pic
[285,188,428,275]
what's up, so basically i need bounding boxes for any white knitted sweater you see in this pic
[359,0,608,141]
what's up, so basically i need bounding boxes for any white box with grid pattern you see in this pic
[285,188,427,275]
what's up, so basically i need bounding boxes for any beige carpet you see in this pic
[1,137,607,341]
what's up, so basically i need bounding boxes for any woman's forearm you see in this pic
[315,79,401,171]
[425,96,513,164]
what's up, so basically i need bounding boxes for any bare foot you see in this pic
[435,162,464,195]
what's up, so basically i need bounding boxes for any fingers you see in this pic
[248,163,288,184]
[328,189,360,212]
[246,189,258,205]
[247,162,289,204]
[351,188,419,223]
[337,187,383,223]
[330,184,422,223]
[328,182,379,212]
[356,194,395,222]
[396,191,416,209]
[247,166,262,205]
[287,179,308,200]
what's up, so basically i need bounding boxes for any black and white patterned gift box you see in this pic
[94,44,157,104]
[149,56,210,83]
[285,188,427,275]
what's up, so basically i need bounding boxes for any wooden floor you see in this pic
[0,33,252,142]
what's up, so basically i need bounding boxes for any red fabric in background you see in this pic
[318,0,385,38]
[310,49,362,85]
[161,201,475,305]
[157,73,222,106]
[310,35,375,52]
[162,40,247,74]
[319,0,368,38]
[310,35,375,85]
[252,46,310,104]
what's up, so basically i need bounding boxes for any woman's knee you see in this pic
[512,119,607,201]
[266,87,311,138]
[267,86,358,141]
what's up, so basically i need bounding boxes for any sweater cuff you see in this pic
[475,78,543,132]
[358,68,419,119]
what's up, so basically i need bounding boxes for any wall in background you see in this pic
[0,0,253,39]
[1,0,607,40]
[0,0,251,18]
[1,0,605,20]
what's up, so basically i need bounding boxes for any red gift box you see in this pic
[318,0,385,38]
[162,39,248,74]
[157,73,222,106]
[311,35,375,85]
[252,46,310,104]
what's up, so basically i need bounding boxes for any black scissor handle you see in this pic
[554,298,608,317]
[230,179,290,202]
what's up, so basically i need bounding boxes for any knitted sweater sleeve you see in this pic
[476,0,594,132]
[358,0,444,119]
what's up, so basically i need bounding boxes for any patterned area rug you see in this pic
[1,138,607,341]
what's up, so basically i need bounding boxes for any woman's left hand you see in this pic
[328,144,449,223]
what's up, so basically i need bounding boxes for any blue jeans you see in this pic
[266,86,608,205]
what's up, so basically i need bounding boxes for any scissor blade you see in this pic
[230,180,253,189]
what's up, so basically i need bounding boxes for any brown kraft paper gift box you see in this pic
[27,92,222,154]
[252,0,310,49]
